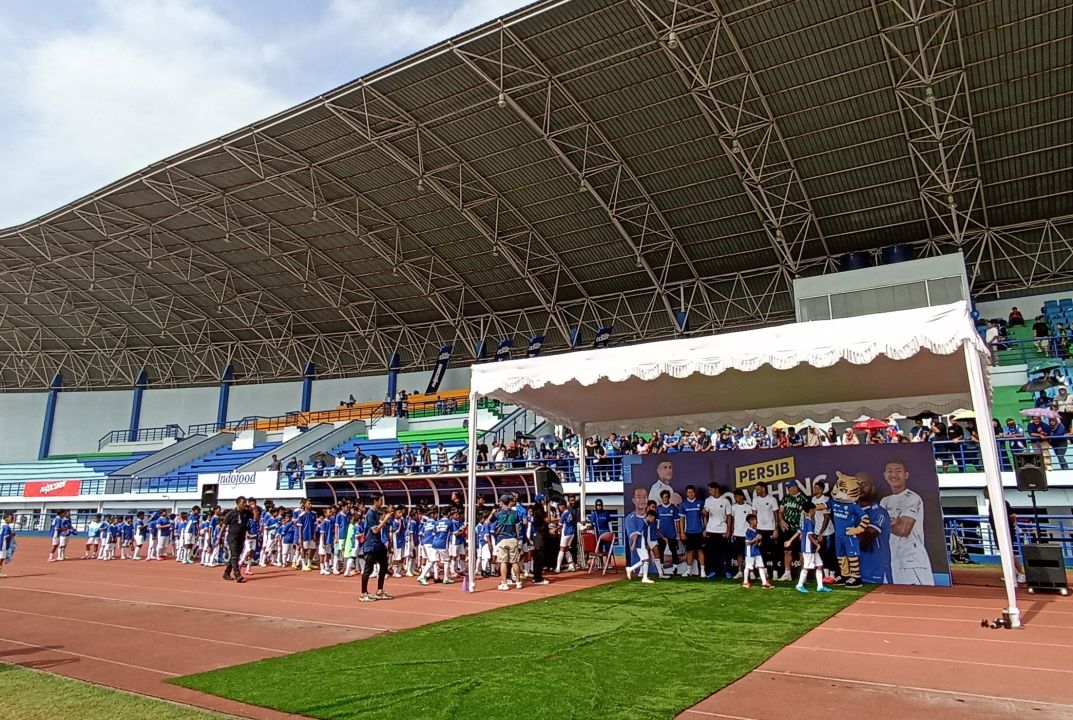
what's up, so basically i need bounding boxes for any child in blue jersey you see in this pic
[145,512,159,560]
[475,516,492,576]
[332,504,350,574]
[451,509,468,577]
[96,517,111,560]
[783,502,830,593]
[626,510,658,584]
[173,513,187,563]
[589,500,614,557]
[297,499,318,571]
[390,508,408,578]
[406,510,420,576]
[417,511,439,584]
[132,512,146,560]
[0,511,14,577]
[47,510,65,562]
[84,514,102,559]
[155,512,173,561]
[243,507,261,574]
[317,508,336,576]
[655,489,682,577]
[743,514,773,589]
[555,500,577,573]
[121,516,135,560]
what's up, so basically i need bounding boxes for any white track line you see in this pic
[837,610,1073,631]
[782,644,1073,674]
[0,637,177,677]
[756,669,1073,709]
[811,625,1073,649]
[857,599,1073,615]
[0,606,291,654]
[0,585,390,633]
[681,710,756,720]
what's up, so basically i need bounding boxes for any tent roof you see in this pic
[470,302,987,434]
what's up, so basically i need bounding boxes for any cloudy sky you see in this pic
[0,0,527,228]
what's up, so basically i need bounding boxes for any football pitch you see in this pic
[175,579,865,720]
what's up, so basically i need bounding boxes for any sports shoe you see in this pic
[705,572,717,580]
[567,564,576,572]
[442,578,455,585]
[375,590,394,600]
[405,571,414,577]
[640,577,655,584]
[626,565,634,580]
[0,572,8,579]
[497,583,510,591]
[778,571,793,582]
[762,582,774,589]
[817,586,832,593]
[533,579,550,585]
[417,577,429,586]
[359,593,377,602]
[733,571,743,580]
[1016,573,1026,584]
[742,582,751,588]
[822,576,836,585]
[795,585,809,594]
[514,581,523,589]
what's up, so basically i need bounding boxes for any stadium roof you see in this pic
[1,0,1070,390]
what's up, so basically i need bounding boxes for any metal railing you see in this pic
[990,333,1073,366]
[945,513,1073,561]
[98,425,185,451]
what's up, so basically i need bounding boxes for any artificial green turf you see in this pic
[175,579,865,720]
[0,663,227,720]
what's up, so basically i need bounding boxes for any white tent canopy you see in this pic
[464,301,1022,627]
[470,302,987,433]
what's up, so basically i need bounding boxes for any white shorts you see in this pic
[392,547,405,561]
[135,536,144,547]
[243,539,257,556]
[302,540,316,550]
[801,552,821,570]
[560,532,575,548]
[156,536,171,551]
[181,533,194,547]
[745,555,763,570]
[448,544,460,558]
[318,543,330,556]
[404,540,414,557]
[87,538,99,546]
[423,545,438,562]
[282,543,293,557]
[892,566,934,586]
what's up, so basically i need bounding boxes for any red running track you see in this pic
[679,569,1073,720]
[0,537,617,719]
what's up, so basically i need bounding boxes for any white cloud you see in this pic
[0,0,288,228]
[0,0,527,229]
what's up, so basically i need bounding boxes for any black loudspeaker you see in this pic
[1013,452,1048,492]
[535,467,564,501]
[1022,543,1070,595]
[200,484,218,509]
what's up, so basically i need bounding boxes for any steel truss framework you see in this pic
[0,0,1069,390]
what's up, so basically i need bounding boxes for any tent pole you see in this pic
[577,423,588,522]
[963,344,1021,627]
[466,389,479,593]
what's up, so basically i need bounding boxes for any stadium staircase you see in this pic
[234,421,365,473]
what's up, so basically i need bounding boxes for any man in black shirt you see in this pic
[984,487,1025,584]
[530,495,550,585]
[221,496,251,583]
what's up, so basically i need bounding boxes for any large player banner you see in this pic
[622,443,951,586]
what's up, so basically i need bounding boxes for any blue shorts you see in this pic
[835,533,860,558]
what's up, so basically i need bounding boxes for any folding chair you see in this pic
[587,531,618,575]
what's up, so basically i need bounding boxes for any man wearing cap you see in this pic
[778,482,807,581]
[493,494,523,590]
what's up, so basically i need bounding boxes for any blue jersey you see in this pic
[280,521,297,544]
[420,519,436,545]
[799,517,816,553]
[318,518,334,545]
[475,522,488,548]
[247,518,260,538]
[860,504,893,584]
[622,512,646,551]
[451,518,465,546]
[744,527,762,557]
[49,517,63,536]
[156,517,172,537]
[559,508,577,536]
[0,522,13,553]
[432,518,451,550]
[589,509,612,536]
[122,522,134,541]
[393,518,408,548]
[97,521,110,539]
[681,497,704,534]
[298,511,317,542]
[656,503,680,539]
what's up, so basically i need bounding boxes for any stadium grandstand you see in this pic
[0,1,1071,719]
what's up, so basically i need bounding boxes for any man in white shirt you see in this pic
[752,483,781,577]
[649,460,683,506]
[984,321,1001,364]
[730,489,754,579]
[880,459,934,585]
[702,482,733,578]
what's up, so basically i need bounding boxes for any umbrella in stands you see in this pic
[309,451,335,464]
[852,418,889,431]
[1029,360,1064,374]
[1019,377,1059,393]
[909,410,941,421]
[951,409,977,420]
[1021,407,1061,421]
[771,420,792,430]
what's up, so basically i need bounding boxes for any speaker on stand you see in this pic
[200,483,219,509]
[1012,452,1069,595]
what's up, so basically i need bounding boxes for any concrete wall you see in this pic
[0,393,48,461]
[51,389,131,456]
[227,380,303,421]
[140,385,218,431]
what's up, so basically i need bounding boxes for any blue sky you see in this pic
[0,0,528,228]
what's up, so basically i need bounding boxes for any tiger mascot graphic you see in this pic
[830,471,871,587]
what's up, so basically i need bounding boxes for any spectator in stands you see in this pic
[436,443,448,471]
[1032,316,1052,354]
[419,443,432,473]
[804,426,822,447]
[353,446,367,475]
[333,453,347,476]
[311,456,326,477]
[345,394,356,408]
[451,448,467,472]
[370,454,385,474]
[268,454,282,473]
[1008,307,1024,327]
[841,428,859,445]
[435,396,446,415]
[294,460,307,488]
[398,390,409,418]
[985,321,1001,364]
[391,449,404,473]
[402,444,417,473]
[284,457,299,486]
[1046,416,1069,470]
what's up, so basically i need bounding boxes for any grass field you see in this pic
[0,663,225,720]
[176,579,865,720]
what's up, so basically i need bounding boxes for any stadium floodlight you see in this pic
[666,31,679,50]
[497,91,507,108]
[417,176,424,190]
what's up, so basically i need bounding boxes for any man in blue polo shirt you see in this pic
[680,485,705,577]
[492,494,523,591]
[297,499,317,571]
